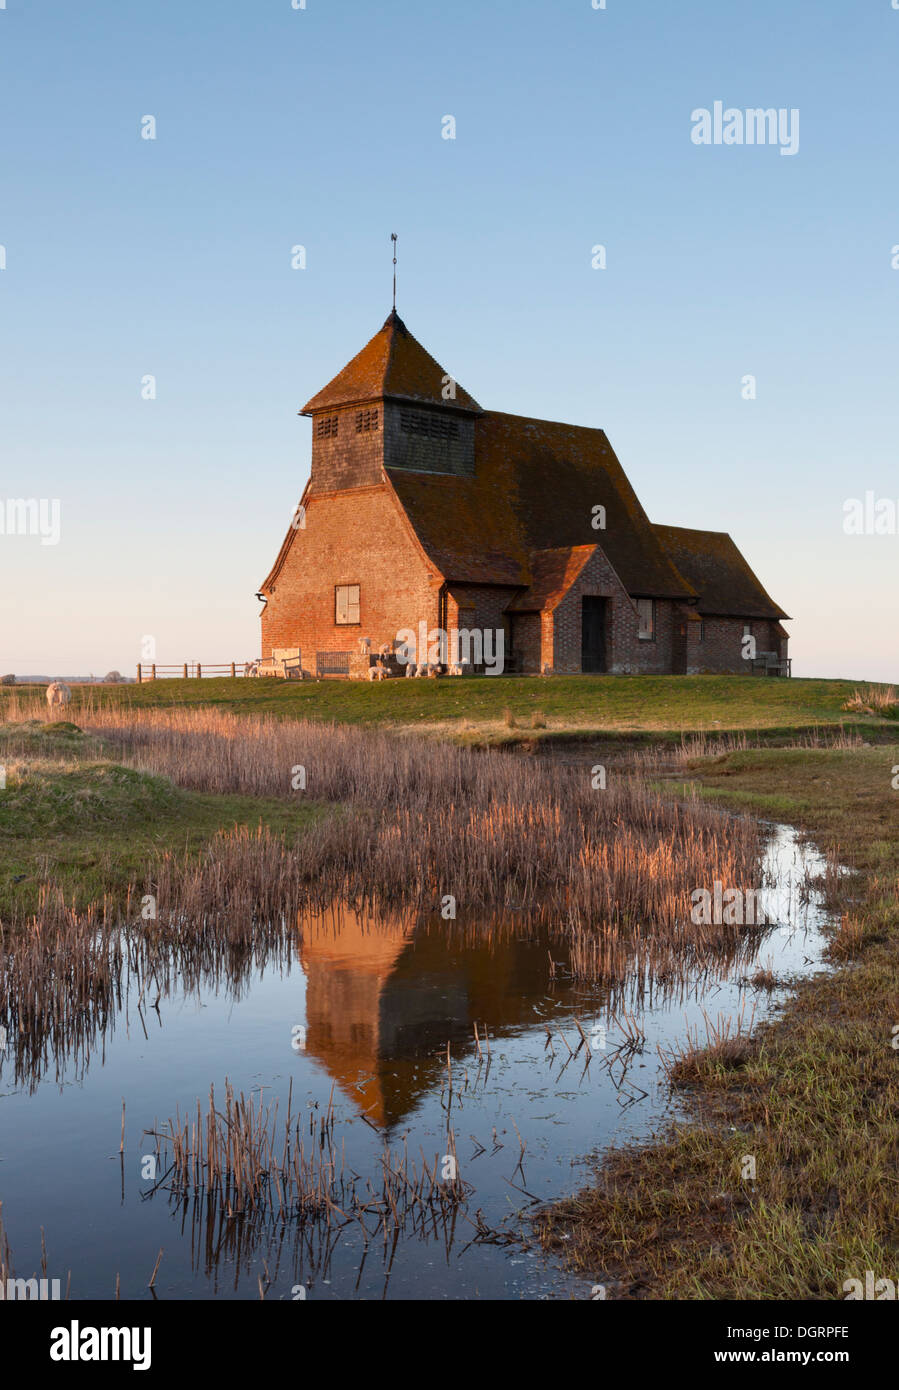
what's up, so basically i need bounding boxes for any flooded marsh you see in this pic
[0,706,835,1299]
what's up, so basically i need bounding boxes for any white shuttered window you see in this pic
[335,585,360,625]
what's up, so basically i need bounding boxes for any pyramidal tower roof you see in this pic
[300,310,482,415]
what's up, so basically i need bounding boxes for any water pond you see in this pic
[0,822,831,1301]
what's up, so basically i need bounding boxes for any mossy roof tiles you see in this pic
[652,523,789,620]
[387,410,696,599]
[301,311,481,415]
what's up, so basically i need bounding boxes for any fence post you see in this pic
[197,663,202,679]
[151,663,156,680]
[230,662,236,678]
[183,663,188,679]
[137,664,142,684]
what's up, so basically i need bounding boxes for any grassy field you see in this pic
[0,720,326,919]
[4,674,896,744]
[535,739,899,1299]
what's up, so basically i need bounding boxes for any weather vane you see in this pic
[391,233,398,311]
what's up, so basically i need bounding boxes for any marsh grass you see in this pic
[629,724,866,778]
[145,1080,470,1236]
[0,721,326,919]
[748,966,780,990]
[0,701,777,1091]
[536,739,899,1299]
[658,1004,758,1087]
[84,703,763,935]
[2,701,765,956]
[842,684,898,716]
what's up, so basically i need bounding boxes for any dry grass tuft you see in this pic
[658,1006,757,1087]
[841,684,897,716]
[748,967,780,990]
[827,911,868,962]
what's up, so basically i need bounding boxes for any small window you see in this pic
[637,599,655,641]
[698,620,705,642]
[335,584,360,625]
[355,408,379,433]
[317,415,339,439]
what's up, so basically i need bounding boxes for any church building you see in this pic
[259,311,789,676]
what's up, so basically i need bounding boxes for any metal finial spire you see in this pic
[391,233,398,311]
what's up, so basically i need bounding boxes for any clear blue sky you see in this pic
[2,0,898,680]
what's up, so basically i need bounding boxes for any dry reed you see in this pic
[144,1080,471,1236]
[0,700,781,1088]
[72,703,765,951]
[841,684,897,715]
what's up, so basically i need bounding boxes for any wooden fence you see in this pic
[136,663,250,682]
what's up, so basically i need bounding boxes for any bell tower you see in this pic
[300,311,481,494]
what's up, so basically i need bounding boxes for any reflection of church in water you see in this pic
[297,905,571,1131]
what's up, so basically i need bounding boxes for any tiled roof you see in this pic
[652,524,789,620]
[387,412,696,599]
[507,547,597,612]
[301,311,482,415]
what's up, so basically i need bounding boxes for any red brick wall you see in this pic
[510,613,542,671]
[548,547,680,674]
[261,487,789,678]
[261,483,442,669]
[685,616,786,674]
[445,584,519,669]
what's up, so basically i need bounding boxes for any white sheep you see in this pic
[404,662,417,678]
[46,681,72,709]
[368,662,389,682]
[358,637,372,655]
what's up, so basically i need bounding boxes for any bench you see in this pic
[751,652,792,677]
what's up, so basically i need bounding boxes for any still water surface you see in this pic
[0,823,831,1300]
